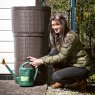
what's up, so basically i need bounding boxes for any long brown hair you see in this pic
[49,13,70,48]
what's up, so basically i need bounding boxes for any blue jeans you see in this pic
[52,66,89,84]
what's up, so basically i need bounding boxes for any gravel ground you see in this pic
[46,82,95,95]
[46,86,94,95]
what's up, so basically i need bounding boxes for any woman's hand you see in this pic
[27,56,43,68]
[27,56,37,62]
[31,58,43,68]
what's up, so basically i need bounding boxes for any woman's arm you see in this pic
[41,32,78,64]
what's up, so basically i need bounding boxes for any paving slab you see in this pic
[0,80,47,95]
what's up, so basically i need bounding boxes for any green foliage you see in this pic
[88,74,95,83]
[90,74,95,81]
[48,0,71,27]
[49,0,69,13]
[75,0,95,60]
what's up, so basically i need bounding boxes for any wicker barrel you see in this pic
[12,6,51,84]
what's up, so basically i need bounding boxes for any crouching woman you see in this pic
[27,13,90,91]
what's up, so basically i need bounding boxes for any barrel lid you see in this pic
[12,6,51,11]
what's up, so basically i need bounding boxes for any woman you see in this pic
[27,13,90,91]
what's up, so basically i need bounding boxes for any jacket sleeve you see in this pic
[41,33,78,64]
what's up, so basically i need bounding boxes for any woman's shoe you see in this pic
[65,80,87,92]
[77,80,87,92]
[51,82,62,89]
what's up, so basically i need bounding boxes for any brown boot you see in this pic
[51,82,62,89]
[65,80,87,92]
[77,80,87,92]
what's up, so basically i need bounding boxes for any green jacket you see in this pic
[41,31,90,70]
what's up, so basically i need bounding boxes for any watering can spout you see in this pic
[2,59,19,83]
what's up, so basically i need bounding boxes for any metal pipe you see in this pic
[71,0,75,31]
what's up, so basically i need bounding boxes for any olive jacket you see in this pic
[41,31,90,70]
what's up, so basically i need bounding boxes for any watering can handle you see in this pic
[20,62,38,81]
[34,68,38,81]
[20,61,31,67]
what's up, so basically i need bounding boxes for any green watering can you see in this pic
[2,59,38,87]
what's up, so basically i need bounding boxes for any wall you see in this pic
[0,0,35,74]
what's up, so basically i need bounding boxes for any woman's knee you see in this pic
[52,71,62,82]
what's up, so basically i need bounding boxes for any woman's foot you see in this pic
[51,82,62,89]
[77,80,87,92]
[65,80,87,92]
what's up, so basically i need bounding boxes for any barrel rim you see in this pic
[12,6,51,11]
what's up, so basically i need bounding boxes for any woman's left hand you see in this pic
[27,56,43,68]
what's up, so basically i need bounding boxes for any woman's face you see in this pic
[51,20,62,34]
